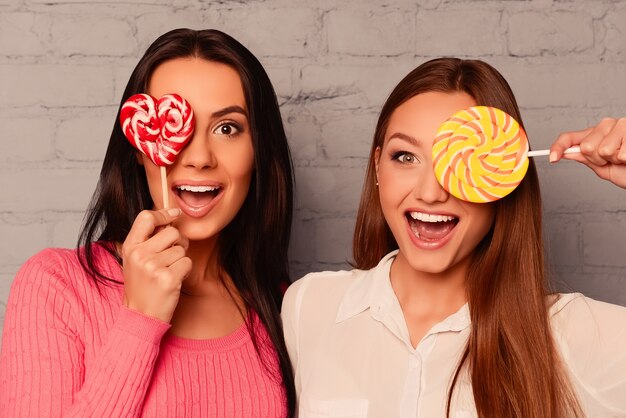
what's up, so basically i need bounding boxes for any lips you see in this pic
[405,210,459,249]
[172,181,223,218]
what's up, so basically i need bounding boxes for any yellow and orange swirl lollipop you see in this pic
[432,106,529,203]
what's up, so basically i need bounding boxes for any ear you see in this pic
[136,151,144,166]
[374,146,381,183]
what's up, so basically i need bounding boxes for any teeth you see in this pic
[408,212,456,222]
[177,185,220,192]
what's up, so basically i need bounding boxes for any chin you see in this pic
[176,221,221,242]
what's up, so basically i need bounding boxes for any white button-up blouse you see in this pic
[282,251,626,418]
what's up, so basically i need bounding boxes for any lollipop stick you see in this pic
[528,146,580,157]
[160,166,169,209]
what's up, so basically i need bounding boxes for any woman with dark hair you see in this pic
[0,28,295,417]
[282,58,626,417]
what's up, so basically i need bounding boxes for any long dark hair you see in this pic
[353,58,582,417]
[78,28,295,415]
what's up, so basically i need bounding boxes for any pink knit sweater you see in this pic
[0,244,287,417]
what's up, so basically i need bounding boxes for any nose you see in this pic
[413,166,449,203]
[177,130,216,169]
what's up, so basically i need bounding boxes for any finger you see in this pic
[619,137,626,164]
[125,208,182,247]
[168,256,193,283]
[550,128,592,162]
[143,226,185,254]
[137,244,186,277]
[597,118,626,164]
[155,245,187,269]
[579,119,617,166]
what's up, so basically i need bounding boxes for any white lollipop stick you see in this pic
[527,146,581,157]
[160,166,169,209]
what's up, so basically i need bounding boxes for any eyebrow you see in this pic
[387,132,421,147]
[211,105,248,119]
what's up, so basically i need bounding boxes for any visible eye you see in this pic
[213,121,241,136]
[392,151,420,164]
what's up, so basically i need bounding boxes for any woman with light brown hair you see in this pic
[282,58,626,417]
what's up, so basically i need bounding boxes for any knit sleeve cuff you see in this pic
[112,306,171,345]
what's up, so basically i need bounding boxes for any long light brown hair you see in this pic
[353,58,582,418]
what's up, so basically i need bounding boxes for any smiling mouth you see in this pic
[175,184,222,208]
[406,211,459,242]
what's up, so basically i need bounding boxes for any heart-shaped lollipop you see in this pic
[120,93,195,208]
[120,93,195,166]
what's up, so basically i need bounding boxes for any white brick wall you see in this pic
[1,0,625,339]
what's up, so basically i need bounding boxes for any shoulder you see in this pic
[282,268,370,342]
[550,294,626,413]
[549,292,626,372]
[283,269,365,319]
[10,244,119,303]
[13,247,82,288]
[285,269,361,301]
[550,292,626,324]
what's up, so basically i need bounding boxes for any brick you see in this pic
[551,272,626,307]
[319,113,377,160]
[415,10,505,56]
[51,213,84,248]
[114,62,136,101]
[583,217,626,267]
[0,13,46,55]
[0,118,55,163]
[491,59,626,108]
[264,67,293,101]
[326,10,414,56]
[0,168,100,212]
[604,4,626,56]
[285,115,319,161]
[289,216,315,264]
[0,222,48,267]
[134,10,218,53]
[219,7,321,58]
[0,271,10,347]
[294,166,365,214]
[508,12,593,56]
[56,115,114,161]
[538,160,626,213]
[315,217,354,264]
[50,15,135,56]
[521,109,597,151]
[300,61,416,110]
[0,64,114,107]
[544,215,581,268]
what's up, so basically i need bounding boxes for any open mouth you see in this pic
[173,184,223,217]
[405,211,459,243]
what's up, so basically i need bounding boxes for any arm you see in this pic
[0,252,170,417]
[1,208,189,417]
[550,117,626,188]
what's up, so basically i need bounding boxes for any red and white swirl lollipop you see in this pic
[120,93,195,208]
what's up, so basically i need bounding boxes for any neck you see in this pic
[390,251,469,322]
[182,237,227,294]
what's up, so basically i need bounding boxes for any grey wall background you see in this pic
[1,0,625,338]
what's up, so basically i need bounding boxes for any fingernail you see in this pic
[167,208,181,216]
[549,151,557,163]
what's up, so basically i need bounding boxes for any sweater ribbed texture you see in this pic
[0,245,287,417]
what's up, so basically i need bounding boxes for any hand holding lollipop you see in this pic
[550,117,626,189]
[120,93,195,208]
[432,106,581,203]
